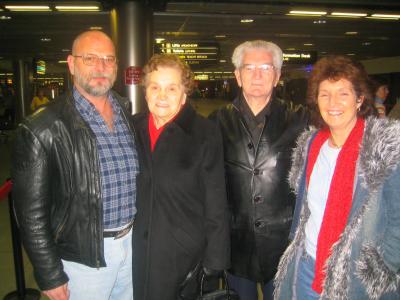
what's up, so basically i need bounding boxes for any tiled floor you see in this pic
[0,98,229,299]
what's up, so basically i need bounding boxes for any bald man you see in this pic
[12,31,138,300]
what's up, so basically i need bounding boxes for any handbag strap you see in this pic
[200,270,233,299]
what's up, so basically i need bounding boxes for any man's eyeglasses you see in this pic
[241,64,274,73]
[73,54,117,67]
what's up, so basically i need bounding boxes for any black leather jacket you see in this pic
[12,91,135,290]
[210,95,308,282]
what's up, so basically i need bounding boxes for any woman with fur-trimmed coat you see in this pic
[274,56,400,300]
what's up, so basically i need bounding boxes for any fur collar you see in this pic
[289,116,400,193]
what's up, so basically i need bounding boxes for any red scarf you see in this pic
[306,118,365,294]
[148,113,166,152]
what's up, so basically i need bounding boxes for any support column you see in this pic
[13,59,32,122]
[110,1,153,114]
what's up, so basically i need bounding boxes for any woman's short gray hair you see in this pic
[231,40,283,70]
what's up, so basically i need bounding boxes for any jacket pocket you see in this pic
[54,213,69,243]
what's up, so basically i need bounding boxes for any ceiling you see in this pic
[1,0,400,76]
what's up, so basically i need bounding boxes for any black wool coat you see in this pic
[132,104,230,300]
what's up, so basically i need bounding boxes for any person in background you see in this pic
[1,87,16,126]
[274,55,400,299]
[31,88,50,111]
[12,30,138,300]
[132,54,230,300]
[210,40,308,299]
[373,77,389,118]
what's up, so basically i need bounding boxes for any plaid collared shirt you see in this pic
[74,88,138,229]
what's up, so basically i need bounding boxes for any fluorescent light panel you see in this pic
[371,14,400,19]
[289,10,327,16]
[5,5,51,11]
[331,12,367,17]
[241,19,254,23]
[55,6,100,11]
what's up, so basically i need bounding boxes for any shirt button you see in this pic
[254,220,264,228]
[247,143,253,150]
[253,168,261,175]
[254,196,263,204]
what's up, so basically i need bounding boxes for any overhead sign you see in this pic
[283,51,317,64]
[155,42,219,67]
[36,60,46,75]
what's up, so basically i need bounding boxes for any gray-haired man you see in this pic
[210,40,308,299]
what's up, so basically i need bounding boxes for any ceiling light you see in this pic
[215,35,226,38]
[0,15,11,20]
[286,48,296,50]
[90,26,103,30]
[155,38,165,43]
[346,53,356,56]
[331,12,367,17]
[41,38,51,42]
[55,6,100,12]
[289,10,327,16]
[58,60,68,64]
[304,43,313,46]
[362,42,371,46]
[313,20,326,24]
[62,49,71,52]
[345,31,358,35]
[5,5,51,11]
[219,59,226,63]
[241,19,254,23]
[370,14,400,19]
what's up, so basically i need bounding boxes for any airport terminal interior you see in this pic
[1,0,400,298]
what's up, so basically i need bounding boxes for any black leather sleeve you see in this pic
[12,123,68,290]
[201,121,231,270]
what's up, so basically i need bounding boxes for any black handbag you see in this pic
[179,263,240,300]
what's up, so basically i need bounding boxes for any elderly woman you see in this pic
[274,55,400,299]
[132,54,230,300]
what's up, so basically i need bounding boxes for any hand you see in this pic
[42,283,69,300]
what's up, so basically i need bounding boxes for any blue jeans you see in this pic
[227,273,274,300]
[294,252,320,300]
[62,229,133,300]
